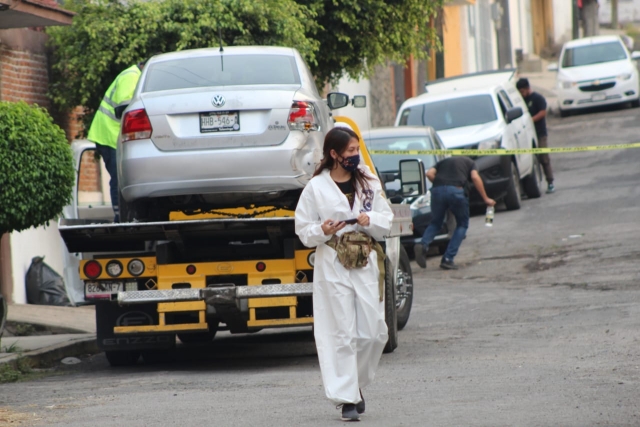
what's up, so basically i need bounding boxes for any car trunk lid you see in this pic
[140,86,300,151]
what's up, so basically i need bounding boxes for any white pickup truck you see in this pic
[396,69,543,210]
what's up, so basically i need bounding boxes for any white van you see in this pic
[395,70,542,210]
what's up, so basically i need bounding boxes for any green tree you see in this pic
[0,101,75,235]
[300,0,442,86]
[48,0,442,128]
[48,0,320,130]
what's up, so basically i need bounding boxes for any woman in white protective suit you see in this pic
[295,127,394,422]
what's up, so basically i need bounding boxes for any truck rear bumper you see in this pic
[117,283,314,305]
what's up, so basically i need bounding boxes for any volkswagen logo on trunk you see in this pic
[212,95,226,108]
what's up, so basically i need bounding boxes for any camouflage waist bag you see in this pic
[326,231,386,302]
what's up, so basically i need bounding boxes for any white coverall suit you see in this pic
[295,166,394,405]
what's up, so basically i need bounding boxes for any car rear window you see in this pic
[561,41,628,68]
[143,54,301,92]
[366,135,437,172]
[398,95,498,131]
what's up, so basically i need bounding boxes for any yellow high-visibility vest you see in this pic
[87,64,141,149]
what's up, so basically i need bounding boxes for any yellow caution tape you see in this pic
[368,142,640,156]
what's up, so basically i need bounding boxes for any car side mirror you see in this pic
[326,92,350,110]
[399,159,426,197]
[351,95,367,108]
[547,63,559,72]
[631,51,640,60]
[505,106,523,124]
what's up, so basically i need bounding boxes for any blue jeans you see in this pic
[95,143,119,221]
[420,185,469,262]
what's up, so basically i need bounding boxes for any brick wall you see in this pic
[0,46,49,107]
[0,29,99,197]
[78,149,101,193]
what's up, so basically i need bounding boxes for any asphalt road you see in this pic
[2,104,640,427]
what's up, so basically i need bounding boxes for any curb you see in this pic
[0,335,99,369]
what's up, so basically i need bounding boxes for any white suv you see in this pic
[395,70,541,210]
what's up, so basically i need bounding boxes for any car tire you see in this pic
[522,156,542,199]
[383,257,398,354]
[504,161,521,211]
[105,350,140,367]
[396,246,414,331]
[559,108,570,118]
[631,99,640,108]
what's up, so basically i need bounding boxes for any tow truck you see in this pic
[59,117,425,366]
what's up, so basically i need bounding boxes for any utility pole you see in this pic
[572,0,580,39]
[611,0,619,30]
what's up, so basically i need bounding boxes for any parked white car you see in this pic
[395,70,542,211]
[548,35,640,117]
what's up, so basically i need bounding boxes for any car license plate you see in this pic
[85,281,123,298]
[591,93,606,102]
[200,111,240,133]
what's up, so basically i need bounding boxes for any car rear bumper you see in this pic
[402,210,451,247]
[118,132,321,201]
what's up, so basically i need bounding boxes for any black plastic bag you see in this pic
[25,256,72,306]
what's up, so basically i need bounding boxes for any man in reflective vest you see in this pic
[87,61,145,222]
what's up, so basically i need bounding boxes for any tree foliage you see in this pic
[0,102,75,235]
[48,0,442,128]
[302,0,442,86]
[48,0,320,130]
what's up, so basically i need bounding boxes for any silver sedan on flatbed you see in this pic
[117,46,349,222]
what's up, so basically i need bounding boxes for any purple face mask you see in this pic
[339,154,360,172]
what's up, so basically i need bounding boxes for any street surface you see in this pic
[2,104,640,426]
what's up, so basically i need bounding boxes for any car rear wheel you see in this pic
[504,161,521,211]
[522,156,542,199]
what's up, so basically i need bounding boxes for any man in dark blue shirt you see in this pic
[414,157,495,270]
[517,78,555,194]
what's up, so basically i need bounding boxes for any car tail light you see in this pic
[84,260,102,279]
[122,109,152,142]
[288,101,319,131]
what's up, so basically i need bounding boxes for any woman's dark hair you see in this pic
[314,127,373,193]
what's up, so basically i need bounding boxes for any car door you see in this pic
[498,89,529,175]
[504,87,535,177]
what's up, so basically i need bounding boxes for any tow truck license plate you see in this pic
[85,281,123,298]
[200,111,239,133]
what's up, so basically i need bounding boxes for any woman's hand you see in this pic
[321,219,346,235]
[357,213,370,227]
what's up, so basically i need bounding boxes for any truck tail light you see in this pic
[122,109,152,142]
[84,260,102,279]
[127,259,145,276]
[288,101,319,131]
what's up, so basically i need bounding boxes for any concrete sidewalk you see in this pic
[1,304,98,368]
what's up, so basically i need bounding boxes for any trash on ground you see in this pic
[61,357,81,365]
